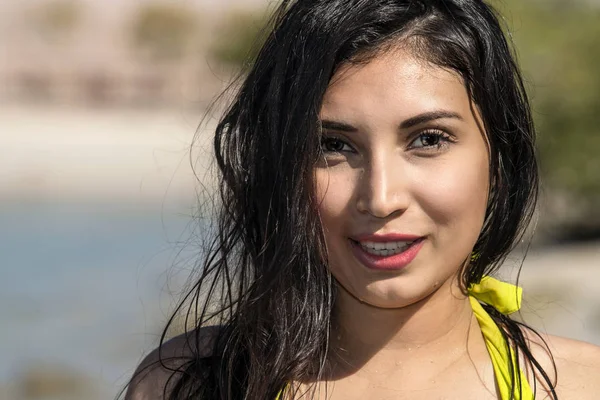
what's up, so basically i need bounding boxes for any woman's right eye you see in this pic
[320,137,354,153]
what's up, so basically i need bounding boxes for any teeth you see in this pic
[359,240,415,256]
[361,241,412,250]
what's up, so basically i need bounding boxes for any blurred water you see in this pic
[0,202,195,397]
[1,201,599,399]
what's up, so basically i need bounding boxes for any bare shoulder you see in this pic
[124,326,220,400]
[546,334,600,398]
[525,330,600,399]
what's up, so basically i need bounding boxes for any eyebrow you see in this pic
[320,120,358,132]
[400,110,463,129]
[320,110,463,132]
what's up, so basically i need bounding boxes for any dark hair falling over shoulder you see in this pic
[135,1,556,399]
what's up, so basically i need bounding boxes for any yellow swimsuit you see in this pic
[469,276,534,399]
[277,276,534,400]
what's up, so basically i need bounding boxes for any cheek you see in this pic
[417,153,489,237]
[315,168,355,230]
[315,168,359,290]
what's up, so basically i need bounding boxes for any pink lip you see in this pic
[350,236,425,271]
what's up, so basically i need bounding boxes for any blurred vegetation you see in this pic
[210,10,271,67]
[130,4,198,61]
[26,0,83,42]
[212,0,600,236]
[498,0,600,202]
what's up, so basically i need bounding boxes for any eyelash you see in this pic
[408,129,454,151]
[320,129,454,154]
[320,136,355,154]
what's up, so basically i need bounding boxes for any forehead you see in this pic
[320,47,474,124]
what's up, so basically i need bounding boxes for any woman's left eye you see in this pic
[409,130,453,150]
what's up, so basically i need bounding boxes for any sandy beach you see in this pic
[1,104,216,205]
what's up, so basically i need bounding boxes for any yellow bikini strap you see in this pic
[277,277,533,400]
[468,276,534,400]
[469,276,522,314]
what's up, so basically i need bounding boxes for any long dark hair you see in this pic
[154,1,556,399]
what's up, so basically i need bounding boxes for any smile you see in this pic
[359,240,416,256]
[350,237,425,271]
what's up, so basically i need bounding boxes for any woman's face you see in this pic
[315,47,490,309]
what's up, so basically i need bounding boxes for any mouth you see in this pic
[357,239,419,256]
[349,237,425,271]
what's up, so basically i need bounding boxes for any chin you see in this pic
[364,281,439,309]
[333,267,443,310]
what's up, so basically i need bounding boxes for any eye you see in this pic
[409,129,453,150]
[320,136,354,153]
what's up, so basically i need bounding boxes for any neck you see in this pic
[328,276,475,377]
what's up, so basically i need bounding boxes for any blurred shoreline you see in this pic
[3,102,598,243]
[1,103,216,207]
[1,104,599,399]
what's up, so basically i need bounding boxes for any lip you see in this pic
[350,236,425,271]
[353,232,423,242]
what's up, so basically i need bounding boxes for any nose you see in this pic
[356,153,410,219]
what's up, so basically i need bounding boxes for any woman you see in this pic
[124,0,600,399]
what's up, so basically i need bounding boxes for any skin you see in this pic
[316,47,490,311]
[124,45,600,400]
[308,45,494,399]
[306,45,600,399]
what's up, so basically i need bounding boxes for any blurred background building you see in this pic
[0,0,599,399]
